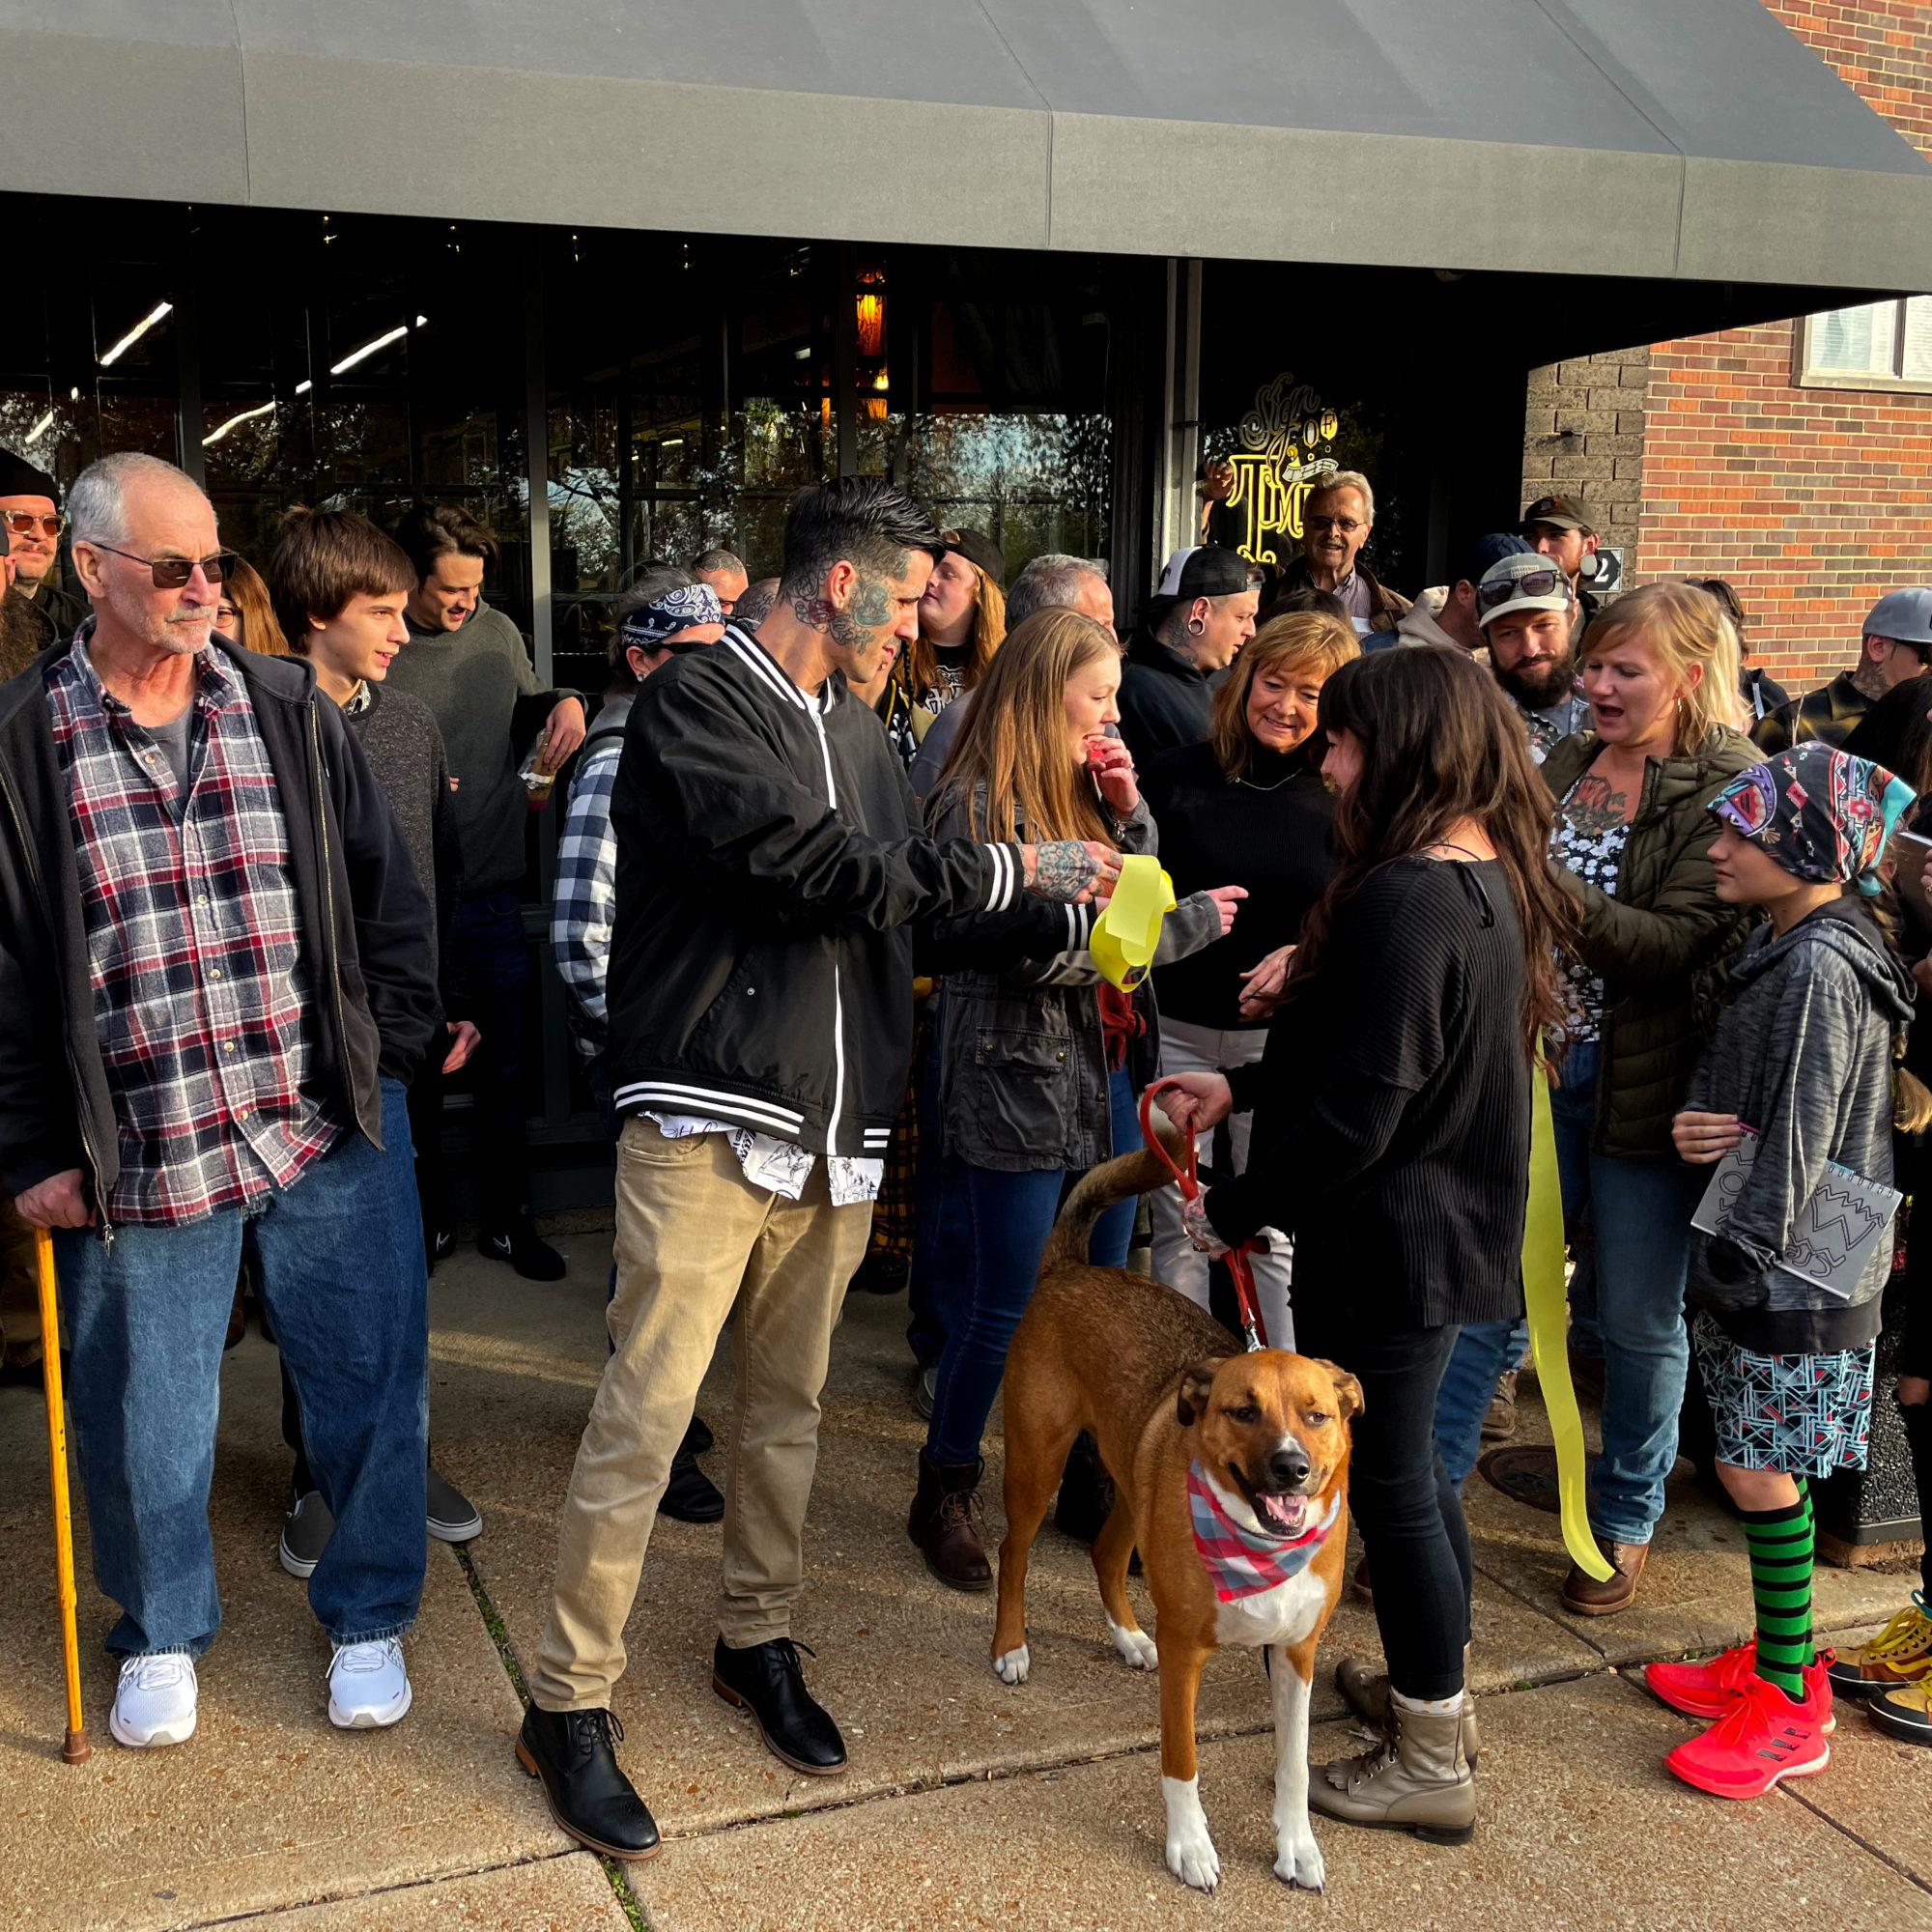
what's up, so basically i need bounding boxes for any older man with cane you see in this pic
[0,452,439,1751]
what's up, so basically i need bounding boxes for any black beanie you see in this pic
[0,449,58,502]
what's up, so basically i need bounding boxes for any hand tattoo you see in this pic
[1564,775,1630,836]
[1029,839,1099,902]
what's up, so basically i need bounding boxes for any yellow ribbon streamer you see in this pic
[1524,1062,1613,1581]
[1089,854,1176,990]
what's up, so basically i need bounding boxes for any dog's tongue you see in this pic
[1256,1491,1310,1536]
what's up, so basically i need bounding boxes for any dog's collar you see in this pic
[1186,1460,1340,1603]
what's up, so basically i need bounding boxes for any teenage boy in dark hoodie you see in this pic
[1654,743,1919,1793]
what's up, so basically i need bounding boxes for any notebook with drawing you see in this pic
[1690,1125,1901,1302]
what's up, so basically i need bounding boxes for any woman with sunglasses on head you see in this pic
[899,527,1006,719]
[1536,582,1758,1614]
[1138,609,1357,1348]
[1158,646,1575,1844]
[908,607,1243,1589]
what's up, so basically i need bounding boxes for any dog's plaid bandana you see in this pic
[1186,1461,1341,1603]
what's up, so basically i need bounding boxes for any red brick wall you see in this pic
[1627,1,1932,691]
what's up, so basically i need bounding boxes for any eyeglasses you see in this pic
[1477,569,1568,612]
[88,543,234,590]
[1305,516,1364,535]
[3,510,63,538]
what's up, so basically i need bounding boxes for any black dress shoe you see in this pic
[684,1414,715,1456]
[712,1635,846,1776]
[478,1210,566,1282]
[517,1705,660,1861]
[659,1444,724,1523]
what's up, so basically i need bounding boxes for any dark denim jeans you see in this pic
[1548,1038,1703,1545]
[925,1067,1138,1466]
[453,886,532,1220]
[57,1077,429,1658]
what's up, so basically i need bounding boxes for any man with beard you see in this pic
[1477,551,1589,763]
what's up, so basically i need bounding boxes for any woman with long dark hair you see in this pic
[1158,646,1576,1842]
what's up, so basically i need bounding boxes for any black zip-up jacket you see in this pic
[605,624,1093,1158]
[1117,629,1214,768]
[0,633,440,1207]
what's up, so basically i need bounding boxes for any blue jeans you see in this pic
[57,1078,429,1658]
[1434,1316,1529,1490]
[925,1066,1138,1466]
[1549,1039,1704,1545]
[454,887,531,1219]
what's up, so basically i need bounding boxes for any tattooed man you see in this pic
[517,479,1120,1859]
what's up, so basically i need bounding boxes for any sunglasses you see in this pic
[3,510,64,538]
[1477,569,1568,612]
[90,543,235,590]
[1305,515,1364,535]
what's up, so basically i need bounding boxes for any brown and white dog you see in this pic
[991,1135,1360,1893]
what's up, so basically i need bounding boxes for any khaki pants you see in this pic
[529,1117,872,1712]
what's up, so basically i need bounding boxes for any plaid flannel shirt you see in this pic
[552,730,623,1057]
[47,631,339,1226]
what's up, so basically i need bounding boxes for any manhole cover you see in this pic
[1477,1443,1564,1515]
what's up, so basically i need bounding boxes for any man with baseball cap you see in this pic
[1521,494,1604,638]
[1364,532,1535,656]
[1752,586,1932,754]
[1477,551,1590,763]
[0,448,87,648]
[1116,546,1260,766]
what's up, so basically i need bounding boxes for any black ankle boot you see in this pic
[517,1706,660,1860]
[712,1635,846,1775]
[659,1442,724,1523]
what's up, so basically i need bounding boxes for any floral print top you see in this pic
[1550,772,1631,1042]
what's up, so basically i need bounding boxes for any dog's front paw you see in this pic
[1161,1776,1219,1893]
[1273,1822,1325,1891]
[993,1644,1031,1686]
[1108,1619,1158,1672]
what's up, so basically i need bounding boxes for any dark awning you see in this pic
[3,0,1928,288]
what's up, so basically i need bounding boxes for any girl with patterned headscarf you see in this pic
[1657,743,1929,1793]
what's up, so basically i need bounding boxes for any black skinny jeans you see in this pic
[1293,1291,1470,1702]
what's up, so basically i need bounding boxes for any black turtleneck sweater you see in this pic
[1140,737,1338,1030]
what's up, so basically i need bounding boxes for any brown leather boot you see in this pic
[908,1451,992,1592]
[1309,1701,1476,1844]
[1561,1534,1647,1615]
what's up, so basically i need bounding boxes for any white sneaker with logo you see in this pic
[327,1638,412,1729]
[109,1653,198,1748]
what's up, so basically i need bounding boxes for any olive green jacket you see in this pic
[1541,725,1762,1160]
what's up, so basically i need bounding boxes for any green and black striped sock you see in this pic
[1742,1486,1813,1703]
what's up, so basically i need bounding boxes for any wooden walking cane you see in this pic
[34,1225,91,1764]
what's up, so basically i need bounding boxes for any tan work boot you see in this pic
[1335,1655,1482,1769]
[1309,1701,1476,1844]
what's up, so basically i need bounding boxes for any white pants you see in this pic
[1147,1016,1294,1352]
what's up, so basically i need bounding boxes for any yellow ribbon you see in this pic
[1089,854,1176,990]
[1524,1061,1612,1582]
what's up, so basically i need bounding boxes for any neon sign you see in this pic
[1219,372,1340,567]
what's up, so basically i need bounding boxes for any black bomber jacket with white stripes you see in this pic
[603,624,1093,1159]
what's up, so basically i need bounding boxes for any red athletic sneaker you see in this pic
[1664,1672,1832,1799]
[1646,1646,1835,1731]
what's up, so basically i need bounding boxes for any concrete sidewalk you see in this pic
[2,1225,1927,1931]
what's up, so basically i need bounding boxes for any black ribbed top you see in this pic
[1208,856,1531,1326]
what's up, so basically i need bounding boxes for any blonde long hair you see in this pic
[934,608,1118,846]
[1582,581,1746,750]
[1209,610,1357,778]
[903,558,1005,703]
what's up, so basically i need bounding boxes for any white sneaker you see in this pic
[327,1637,412,1729]
[109,1653,198,1748]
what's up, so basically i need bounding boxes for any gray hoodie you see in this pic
[1683,897,1914,1352]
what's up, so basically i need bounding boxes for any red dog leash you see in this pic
[1138,1087,1268,1352]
